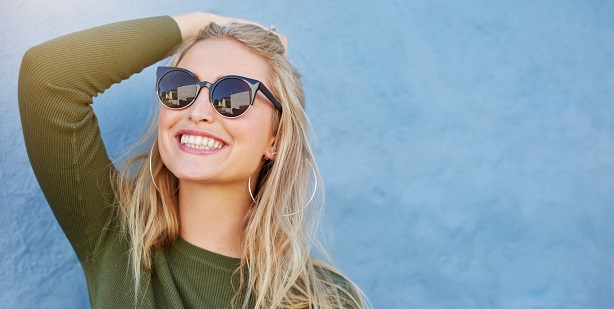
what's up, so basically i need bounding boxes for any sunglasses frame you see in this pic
[156,66,282,118]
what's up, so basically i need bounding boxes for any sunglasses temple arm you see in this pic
[258,84,282,112]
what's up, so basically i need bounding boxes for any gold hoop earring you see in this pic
[150,140,178,196]
[247,161,317,216]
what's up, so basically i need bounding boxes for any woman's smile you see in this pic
[176,129,228,154]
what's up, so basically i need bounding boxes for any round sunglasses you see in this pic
[156,66,282,118]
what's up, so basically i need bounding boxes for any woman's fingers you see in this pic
[209,14,289,53]
[174,12,288,54]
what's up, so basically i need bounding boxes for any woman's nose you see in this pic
[188,88,216,123]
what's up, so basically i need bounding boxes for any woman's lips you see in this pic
[175,130,227,153]
[180,134,224,150]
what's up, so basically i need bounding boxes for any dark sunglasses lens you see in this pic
[211,79,252,117]
[158,71,198,109]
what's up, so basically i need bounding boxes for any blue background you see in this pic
[2,1,614,308]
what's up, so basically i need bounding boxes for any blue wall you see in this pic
[2,1,614,308]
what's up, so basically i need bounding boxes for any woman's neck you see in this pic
[177,180,252,258]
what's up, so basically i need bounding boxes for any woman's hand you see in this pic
[172,12,288,53]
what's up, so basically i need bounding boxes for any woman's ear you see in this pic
[264,137,277,161]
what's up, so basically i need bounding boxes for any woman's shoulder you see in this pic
[312,261,365,309]
[314,262,353,286]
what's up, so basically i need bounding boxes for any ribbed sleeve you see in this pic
[18,16,182,262]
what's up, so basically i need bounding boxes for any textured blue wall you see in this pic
[2,1,614,308]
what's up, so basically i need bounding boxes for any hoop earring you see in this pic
[248,176,257,203]
[149,141,161,192]
[150,140,178,196]
[247,161,317,216]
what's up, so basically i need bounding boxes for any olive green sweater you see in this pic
[18,16,253,308]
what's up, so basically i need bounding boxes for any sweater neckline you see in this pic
[171,236,242,271]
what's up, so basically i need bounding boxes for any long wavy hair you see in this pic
[114,22,367,308]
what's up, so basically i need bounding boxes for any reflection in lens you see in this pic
[212,79,252,117]
[158,71,197,108]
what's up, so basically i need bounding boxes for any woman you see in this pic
[19,12,367,308]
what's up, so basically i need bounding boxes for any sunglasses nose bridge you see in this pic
[195,81,212,101]
[186,81,218,122]
[188,81,211,106]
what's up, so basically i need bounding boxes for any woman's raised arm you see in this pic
[18,16,182,262]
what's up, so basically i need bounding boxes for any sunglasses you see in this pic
[156,66,282,118]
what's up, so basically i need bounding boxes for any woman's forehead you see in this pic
[178,39,272,85]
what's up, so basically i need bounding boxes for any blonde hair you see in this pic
[115,22,368,308]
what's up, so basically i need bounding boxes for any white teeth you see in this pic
[180,134,224,150]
